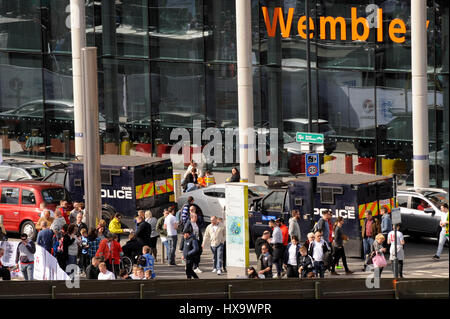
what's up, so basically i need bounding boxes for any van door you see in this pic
[20,188,39,226]
[260,190,287,222]
[0,187,21,231]
[409,196,437,234]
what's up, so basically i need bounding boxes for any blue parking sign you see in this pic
[305,153,320,177]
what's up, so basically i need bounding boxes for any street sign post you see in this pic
[305,153,320,177]
[296,132,324,144]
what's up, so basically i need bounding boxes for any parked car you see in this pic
[397,188,448,238]
[176,183,269,223]
[0,159,51,181]
[0,99,128,140]
[0,181,72,239]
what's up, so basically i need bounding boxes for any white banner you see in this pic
[0,241,69,280]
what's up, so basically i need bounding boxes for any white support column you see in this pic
[236,0,255,183]
[70,0,86,157]
[411,0,429,188]
[82,47,102,230]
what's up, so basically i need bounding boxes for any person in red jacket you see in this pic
[56,200,70,224]
[95,234,123,277]
[278,218,289,247]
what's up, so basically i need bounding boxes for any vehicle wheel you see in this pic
[20,221,37,241]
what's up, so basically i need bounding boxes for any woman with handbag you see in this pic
[331,217,353,275]
[371,234,387,278]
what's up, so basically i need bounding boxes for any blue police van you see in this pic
[43,155,176,228]
[249,173,395,257]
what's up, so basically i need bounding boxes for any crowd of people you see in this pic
[250,203,447,279]
[0,195,448,281]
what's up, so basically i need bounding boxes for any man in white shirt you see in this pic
[98,262,116,280]
[433,203,449,261]
[164,207,178,265]
[269,220,284,278]
[308,231,330,278]
[202,216,226,275]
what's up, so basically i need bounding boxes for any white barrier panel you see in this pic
[0,241,69,280]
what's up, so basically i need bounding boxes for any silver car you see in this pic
[397,188,448,238]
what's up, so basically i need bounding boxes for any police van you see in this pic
[249,173,395,257]
[43,155,176,228]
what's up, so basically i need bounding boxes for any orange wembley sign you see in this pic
[261,6,430,43]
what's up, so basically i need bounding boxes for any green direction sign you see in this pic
[296,132,324,144]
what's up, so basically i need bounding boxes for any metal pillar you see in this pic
[236,0,255,183]
[70,0,86,157]
[81,47,102,230]
[411,0,429,188]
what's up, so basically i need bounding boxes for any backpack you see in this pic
[137,255,147,267]
[312,218,324,233]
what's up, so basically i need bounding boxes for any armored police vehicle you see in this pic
[43,155,176,228]
[249,173,395,257]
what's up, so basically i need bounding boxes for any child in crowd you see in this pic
[298,246,314,278]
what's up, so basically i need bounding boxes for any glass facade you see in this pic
[0,0,448,189]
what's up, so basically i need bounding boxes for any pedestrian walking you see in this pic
[203,216,226,275]
[298,246,314,278]
[75,212,88,237]
[387,225,405,278]
[330,217,353,275]
[50,209,66,240]
[433,203,449,261]
[183,229,200,279]
[87,228,101,263]
[289,209,301,242]
[255,230,272,260]
[269,219,284,278]
[283,235,301,278]
[135,215,152,249]
[308,231,330,278]
[145,210,159,260]
[380,206,392,249]
[15,233,36,280]
[78,228,90,273]
[258,244,273,278]
[156,209,170,263]
[371,234,387,278]
[63,224,79,272]
[0,248,11,280]
[362,210,381,271]
[181,208,203,273]
[164,206,178,266]
[36,220,54,254]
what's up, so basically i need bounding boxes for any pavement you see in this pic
[122,234,448,280]
[5,232,448,280]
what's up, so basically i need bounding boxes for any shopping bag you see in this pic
[372,253,387,268]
